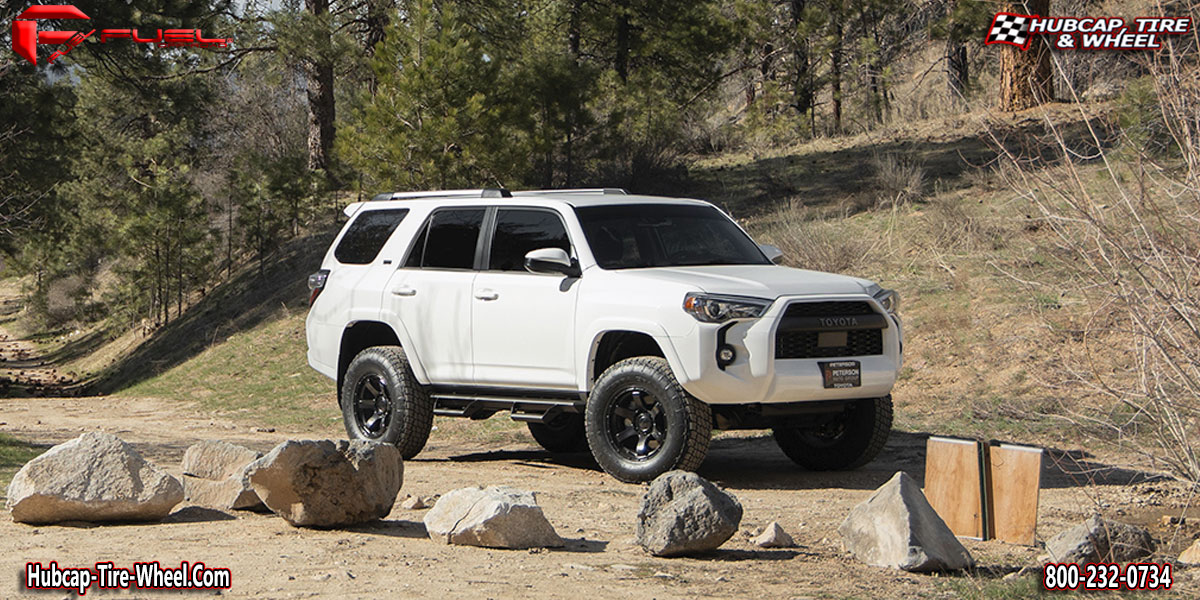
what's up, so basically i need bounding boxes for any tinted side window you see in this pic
[334,209,409,264]
[420,208,486,269]
[489,209,571,271]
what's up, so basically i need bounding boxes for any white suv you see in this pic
[306,189,902,482]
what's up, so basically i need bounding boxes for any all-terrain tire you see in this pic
[340,346,434,459]
[585,356,712,483]
[528,413,589,453]
[772,395,892,470]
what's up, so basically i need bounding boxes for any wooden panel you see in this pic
[924,437,985,540]
[988,443,1043,546]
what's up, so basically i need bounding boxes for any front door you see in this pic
[472,208,579,389]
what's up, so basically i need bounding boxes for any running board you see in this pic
[430,393,585,424]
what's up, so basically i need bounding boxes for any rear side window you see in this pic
[488,209,571,271]
[406,208,486,270]
[335,209,409,264]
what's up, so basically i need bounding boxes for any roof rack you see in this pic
[514,188,627,196]
[369,187,627,201]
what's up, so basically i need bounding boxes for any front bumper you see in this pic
[669,294,902,405]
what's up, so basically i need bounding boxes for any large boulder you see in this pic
[181,440,263,511]
[838,471,973,572]
[6,432,183,524]
[1046,515,1155,563]
[424,486,563,549]
[246,440,402,528]
[635,471,743,557]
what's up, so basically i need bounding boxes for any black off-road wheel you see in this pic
[340,346,434,459]
[528,413,589,453]
[585,357,711,483]
[772,395,893,470]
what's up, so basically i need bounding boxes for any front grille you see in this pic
[782,301,875,318]
[776,329,883,359]
[775,301,884,359]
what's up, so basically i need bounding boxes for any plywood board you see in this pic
[987,443,1043,546]
[924,437,985,540]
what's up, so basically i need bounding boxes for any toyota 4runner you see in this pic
[306,188,902,482]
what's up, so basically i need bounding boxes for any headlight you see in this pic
[874,288,900,314]
[682,293,771,323]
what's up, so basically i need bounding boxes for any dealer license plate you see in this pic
[819,360,861,389]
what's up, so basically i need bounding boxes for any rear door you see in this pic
[471,207,579,389]
[384,207,486,384]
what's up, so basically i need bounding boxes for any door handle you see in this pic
[391,286,417,297]
[474,289,499,301]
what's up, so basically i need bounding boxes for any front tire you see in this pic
[341,346,434,459]
[585,357,711,483]
[772,396,893,470]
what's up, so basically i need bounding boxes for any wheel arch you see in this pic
[338,321,426,393]
[583,326,685,391]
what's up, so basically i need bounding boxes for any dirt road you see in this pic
[1,395,1196,599]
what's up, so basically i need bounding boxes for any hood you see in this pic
[617,265,876,299]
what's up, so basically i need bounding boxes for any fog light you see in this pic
[717,346,735,366]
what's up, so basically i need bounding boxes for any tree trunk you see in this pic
[305,0,336,174]
[789,0,812,117]
[831,20,843,133]
[946,40,968,99]
[998,0,1052,111]
[363,0,393,95]
[615,1,630,83]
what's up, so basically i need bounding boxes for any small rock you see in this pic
[838,471,973,572]
[399,495,427,510]
[1046,515,1155,563]
[635,471,743,557]
[652,571,673,579]
[6,432,183,524]
[1161,515,1185,527]
[753,521,795,548]
[424,486,563,549]
[247,440,402,528]
[252,427,275,433]
[1178,539,1200,564]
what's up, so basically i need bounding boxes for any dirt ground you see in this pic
[2,396,1198,599]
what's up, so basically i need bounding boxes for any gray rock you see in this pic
[635,471,743,557]
[183,474,263,511]
[246,440,402,527]
[180,441,263,511]
[181,440,261,480]
[6,432,183,524]
[838,471,973,572]
[1046,515,1155,563]
[424,486,563,549]
[753,521,795,548]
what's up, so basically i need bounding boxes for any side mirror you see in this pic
[759,243,784,264]
[525,248,580,277]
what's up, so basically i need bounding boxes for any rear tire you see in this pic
[527,413,589,453]
[341,346,434,459]
[585,356,711,483]
[772,396,892,470]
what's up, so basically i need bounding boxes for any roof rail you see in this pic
[369,187,627,201]
[371,189,486,201]
[513,188,628,196]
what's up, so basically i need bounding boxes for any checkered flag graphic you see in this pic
[985,13,1034,49]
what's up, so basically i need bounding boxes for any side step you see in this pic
[430,391,585,424]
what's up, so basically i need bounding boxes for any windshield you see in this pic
[575,204,770,269]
